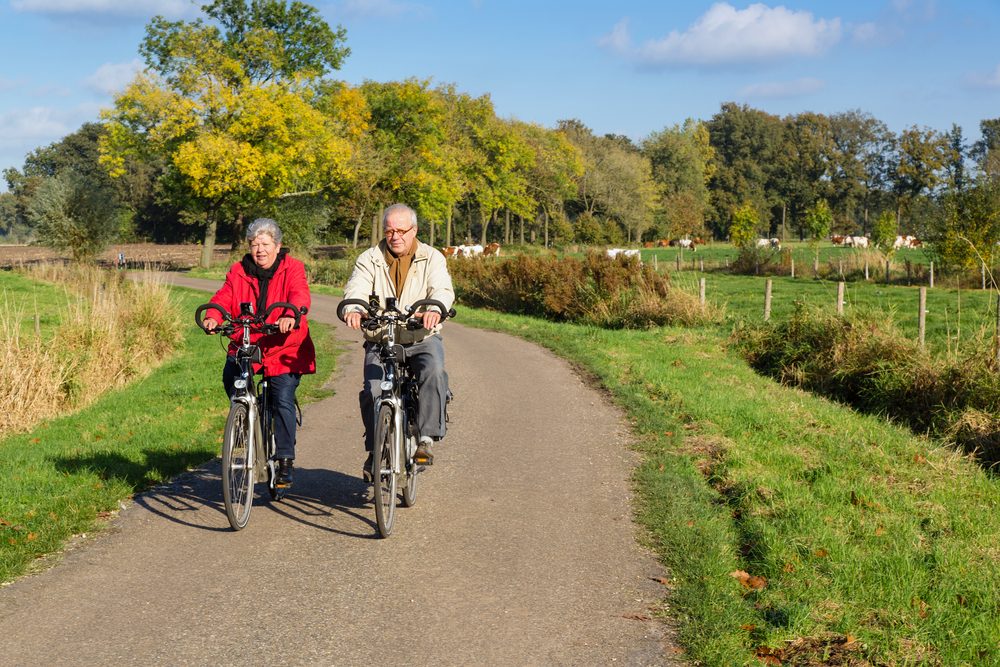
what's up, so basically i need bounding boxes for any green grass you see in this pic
[669,271,998,357]
[0,284,338,583]
[0,270,75,339]
[456,306,1000,665]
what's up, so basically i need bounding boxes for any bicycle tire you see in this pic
[372,403,397,537]
[222,402,256,530]
[402,434,419,508]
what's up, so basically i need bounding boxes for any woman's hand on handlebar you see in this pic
[276,316,297,334]
[203,317,220,333]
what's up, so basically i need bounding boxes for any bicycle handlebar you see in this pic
[336,298,457,326]
[195,301,306,336]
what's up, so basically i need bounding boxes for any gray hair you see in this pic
[246,218,282,244]
[382,204,418,229]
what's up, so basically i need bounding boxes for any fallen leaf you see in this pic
[875,525,885,536]
[26,533,37,541]
[913,453,927,464]
[814,548,829,558]
[623,613,651,621]
[850,490,860,505]
[730,570,767,590]
[741,624,757,632]
[650,576,671,586]
[782,562,795,573]
[664,431,674,437]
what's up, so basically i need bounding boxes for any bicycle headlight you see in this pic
[380,380,393,392]
[233,378,247,390]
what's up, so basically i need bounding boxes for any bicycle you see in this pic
[195,300,306,531]
[337,295,455,538]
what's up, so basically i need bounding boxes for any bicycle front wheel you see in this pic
[222,402,256,530]
[372,403,397,538]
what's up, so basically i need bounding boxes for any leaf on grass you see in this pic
[912,597,930,618]
[664,431,673,437]
[26,533,37,541]
[730,570,767,590]
[741,623,757,632]
[755,645,783,665]
[850,490,860,505]
[913,453,927,464]
[814,548,829,558]
[875,525,885,536]
[956,594,967,607]
[0,517,9,527]
[782,562,795,573]
[650,576,671,586]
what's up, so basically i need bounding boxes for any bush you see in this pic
[449,252,721,329]
[732,303,1000,463]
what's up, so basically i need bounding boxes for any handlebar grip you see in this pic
[262,301,305,329]
[195,303,231,333]
[337,298,377,322]
[407,299,456,322]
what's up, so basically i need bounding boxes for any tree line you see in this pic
[1,0,998,271]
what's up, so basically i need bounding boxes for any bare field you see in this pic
[0,243,233,270]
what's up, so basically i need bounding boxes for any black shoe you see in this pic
[275,458,293,488]
[414,440,434,466]
[363,452,374,484]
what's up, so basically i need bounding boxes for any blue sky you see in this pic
[1,0,999,182]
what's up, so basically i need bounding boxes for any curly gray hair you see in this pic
[246,218,283,244]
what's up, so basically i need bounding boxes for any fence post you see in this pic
[764,278,772,321]
[34,313,41,338]
[885,259,891,284]
[918,286,927,348]
[864,259,869,281]
[791,257,795,278]
[837,281,845,315]
[676,254,681,272]
[838,259,844,279]
[699,278,706,307]
[699,258,704,272]
[653,255,657,272]
[929,261,934,289]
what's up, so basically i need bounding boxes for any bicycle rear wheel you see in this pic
[222,402,256,530]
[402,435,419,508]
[372,403,397,538]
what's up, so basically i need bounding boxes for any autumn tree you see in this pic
[642,119,715,240]
[101,0,357,266]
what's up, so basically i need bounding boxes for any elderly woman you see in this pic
[202,218,315,489]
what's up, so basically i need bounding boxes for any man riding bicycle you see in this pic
[342,203,454,477]
[202,218,315,490]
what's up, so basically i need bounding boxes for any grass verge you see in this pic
[456,306,1000,665]
[0,285,337,584]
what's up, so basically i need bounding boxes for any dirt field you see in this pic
[0,243,233,270]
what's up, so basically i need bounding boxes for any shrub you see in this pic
[449,252,721,329]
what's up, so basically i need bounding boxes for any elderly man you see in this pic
[342,203,455,477]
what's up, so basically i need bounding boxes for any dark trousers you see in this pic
[223,357,301,460]
[360,335,448,452]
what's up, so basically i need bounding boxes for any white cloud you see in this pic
[11,0,193,18]
[850,22,878,43]
[601,2,842,68]
[740,77,825,99]
[85,59,144,96]
[965,64,1000,89]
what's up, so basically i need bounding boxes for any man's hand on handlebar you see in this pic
[413,310,441,329]
[344,311,365,330]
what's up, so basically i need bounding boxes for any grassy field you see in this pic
[0,279,337,583]
[455,307,1000,665]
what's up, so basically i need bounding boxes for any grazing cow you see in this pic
[756,238,781,250]
[656,239,671,247]
[606,248,641,260]
[831,234,846,246]
[845,235,869,248]
[442,245,460,258]
[677,238,697,251]
[483,242,501,257]
[893,235,921,249]
[458,244,484,257]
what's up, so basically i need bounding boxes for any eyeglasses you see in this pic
[384,227,414,239]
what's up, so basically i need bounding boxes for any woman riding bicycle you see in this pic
[342,203,454,476]
[201,218,316,490]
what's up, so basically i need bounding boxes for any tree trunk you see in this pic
[480,209,495,246]
[519,214,524,245]
[370,210,380,247]
[352,213,365,248]
[429,217,435,246]
[446,209,453,246]
[200,215,218,269]
[504,209,511,245]
[544,209,549,248]
[229,211,244,251]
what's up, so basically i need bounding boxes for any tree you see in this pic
[102,0,356,267]
[972,117,1000,181]
[642,119,715,239]
[803,199,833,266]
[26,171,123,261]
[828,110,895,234]
[519,122,582,247]
[774,112,833,239]
[893,125,952,232]
[871,209,898,256]
[931,178,1000,270]
[729,203,759,249]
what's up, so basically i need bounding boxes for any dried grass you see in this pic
[0,264,181,435]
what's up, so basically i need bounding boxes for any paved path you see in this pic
[0,274,679,665]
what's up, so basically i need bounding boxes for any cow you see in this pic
[845,235,869,248]
[893,235,921,249]
[606,248,641,260]
[756,238,781,250]
[483,242,501,257]
[442,245,460,258]
[677,238,696,251]
[656,239,671,247]
[458,244,484,257]
[831,234,846,246]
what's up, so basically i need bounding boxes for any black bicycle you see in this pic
[195,300,305,530]
[337,296,455,538]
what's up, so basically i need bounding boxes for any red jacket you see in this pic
[210,254,316,377]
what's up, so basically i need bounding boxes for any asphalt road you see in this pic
[0,274,680,666]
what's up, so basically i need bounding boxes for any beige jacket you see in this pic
[343,240,455,344]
